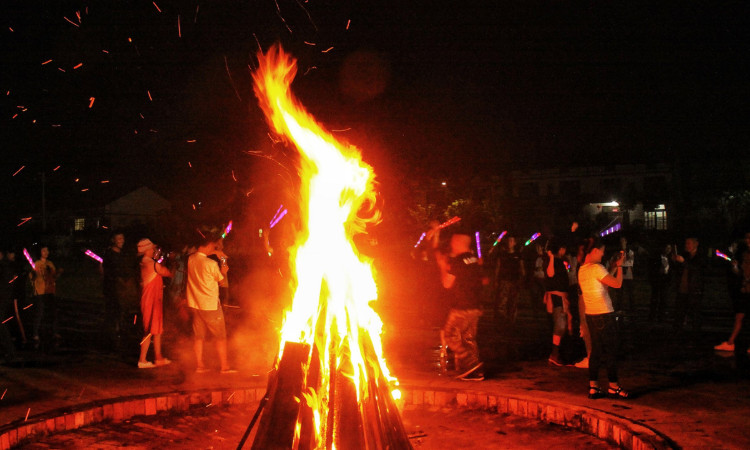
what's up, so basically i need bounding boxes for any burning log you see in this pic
[250,342,310,449]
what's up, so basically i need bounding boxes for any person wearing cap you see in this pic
[137,239,173,369]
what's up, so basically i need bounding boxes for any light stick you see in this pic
[221,220,233,239]
[269,209,287,228]
[492,230,508,247]
[84,249,103,263]
[599,222,622,237]
[22,248,35,269]
[438,216,461,229]
[413,232,427,248]
[475,231,482,259]
[524,233,541,246]
[270,204,284,223]
[715,250,732,262]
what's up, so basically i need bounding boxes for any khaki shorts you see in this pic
[189,307,227,340]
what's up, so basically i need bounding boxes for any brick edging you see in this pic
[402,386,678,450]
[1,385,678,449]
[0,387,265,449]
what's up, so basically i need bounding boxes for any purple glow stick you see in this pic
[22,248,35,269]
[84,249,103,263]
[475,231,482,259]
[269,209,287,228]
[413,232,427,248]
[270,204,284,223]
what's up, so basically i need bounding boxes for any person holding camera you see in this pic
[578,239,628,399]
[186,233,236,374]
[136,239,173,368]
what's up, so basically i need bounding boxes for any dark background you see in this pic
[1,1,748,237]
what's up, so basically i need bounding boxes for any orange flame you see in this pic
[253,44,393,445]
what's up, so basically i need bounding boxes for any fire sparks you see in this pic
[253,45,403,447]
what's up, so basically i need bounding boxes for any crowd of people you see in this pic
[415,221,750,399]
[0,227,239,374]
[2,222,749,397]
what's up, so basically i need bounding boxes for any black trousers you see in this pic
[586,312,619,383]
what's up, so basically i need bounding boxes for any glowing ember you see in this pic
[252,44,407,448]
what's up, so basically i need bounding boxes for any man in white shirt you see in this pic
[186,235,236,374]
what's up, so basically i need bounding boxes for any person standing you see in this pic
[544,240,569,366]
[578,239,628,399]
[673,237,705,331]
[29,246,60,348]
[648,244,672,322]
[494,236,525,323]
[102,232,133,347]
[0,251,16,363]
[616,237,636,313]
[714,232,750,352]
[436,232,486,381]
[186,234,236,374]
[136,239,173,369]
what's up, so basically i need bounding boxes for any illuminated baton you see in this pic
[269,209,287,228]
[84,249,103,263]
[438,216,461,229]
[221,220,233,239]
[270,204,284,223]
[413,232,427,248]
[475,231,482,259]
[492,230,508,247]
[22,248,35,269]
[524,233,541,246]
[715,250,732,262]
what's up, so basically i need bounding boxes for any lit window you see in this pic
[645,210,668,230]
[74,218,85,231]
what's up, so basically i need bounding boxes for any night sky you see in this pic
[1,1,748,231]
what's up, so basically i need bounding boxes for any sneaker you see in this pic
[714,341,735,352]
[455,362,484,379]
[195,367,210,374]
[138,361,156,369]
[155,358,171,366]
[574,357,589,369]
[220,368,238,374]
[548,355,563,366]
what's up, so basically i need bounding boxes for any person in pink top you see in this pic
[578,238,628,399]
[137,239,173,369]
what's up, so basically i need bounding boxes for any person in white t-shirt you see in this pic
[186,234,236,374]
[578,239,628,399]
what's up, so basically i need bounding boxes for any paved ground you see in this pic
[2,267,750,448]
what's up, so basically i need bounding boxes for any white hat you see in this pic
[137,238,154,254]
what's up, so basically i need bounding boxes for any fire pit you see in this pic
[18,401,616,449]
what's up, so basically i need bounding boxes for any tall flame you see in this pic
[253,44,394,447]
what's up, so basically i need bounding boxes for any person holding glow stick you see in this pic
[714,232,750,353]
